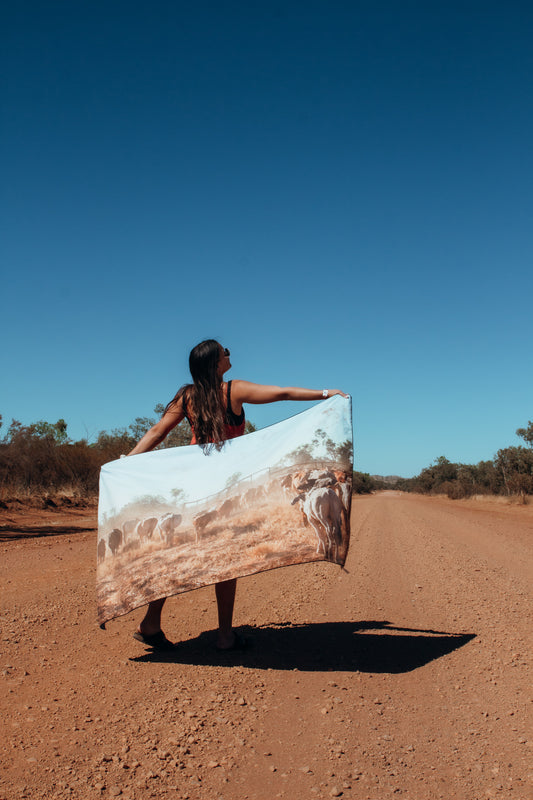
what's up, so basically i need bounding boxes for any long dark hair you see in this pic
[164,339,227,451]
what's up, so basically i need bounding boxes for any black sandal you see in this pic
[133,630,175,650]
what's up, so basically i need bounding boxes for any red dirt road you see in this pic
[1,492,532,800]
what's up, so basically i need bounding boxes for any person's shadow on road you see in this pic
[130,620,475,673]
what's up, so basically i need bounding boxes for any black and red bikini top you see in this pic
[184,380,246,444]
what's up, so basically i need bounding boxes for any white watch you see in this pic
[322,389,329,398]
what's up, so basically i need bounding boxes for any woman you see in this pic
[127,339,347,651]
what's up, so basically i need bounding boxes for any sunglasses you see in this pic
[222,347,230,357]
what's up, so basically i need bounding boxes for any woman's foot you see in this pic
[137,622,162,637]
[137,598,166,638]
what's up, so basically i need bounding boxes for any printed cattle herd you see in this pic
[97,512,183,563]
[98,467,351,565]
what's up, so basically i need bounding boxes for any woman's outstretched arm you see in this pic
[127,400,185,456]
[231,381,348,406]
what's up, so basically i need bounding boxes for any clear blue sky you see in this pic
[2,1,532,477]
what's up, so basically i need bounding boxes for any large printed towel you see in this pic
[97,395,353,627]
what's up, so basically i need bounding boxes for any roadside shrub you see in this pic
[440,480,473,500]
[352,471,375,494]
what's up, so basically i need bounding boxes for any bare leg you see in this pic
[138,598,166,635]
[215,579,237,649]
[137,581,237,647]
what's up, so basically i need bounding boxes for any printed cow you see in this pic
[108,528,122,556]
[193,509,217,541]
[291,470,312,492]
[333,469,347,484]
[135,517,158,541]
[155,512,182,544]
[280,471,311,499]
[333,481,351,531]
[122,519,139,543]
[290,469,336,494]
[292,486,344,560]
[218,498,238,518]
[280,474,294,497]
[243,486,266,507]
[97,538,107,563]
[334,480,351,509]
[306,469,337,488]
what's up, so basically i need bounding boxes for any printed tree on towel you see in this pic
[282,429,353,469]
[120,495,168,515]
[225,472,243,489]
[170,487,186,503]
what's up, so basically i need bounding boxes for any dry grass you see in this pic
[429,492,531,508]
[0,483,95,509]
[484,493,529,506]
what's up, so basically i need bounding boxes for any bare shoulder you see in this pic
[165,392,186,417]
[228,378,248,400]
[230,379,252,389]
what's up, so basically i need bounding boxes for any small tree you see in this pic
[128,416,156,442]
[516,421,533,448]
[495,446,533,497]
[152,403,191,448]
[5,418,69,445]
